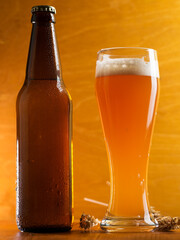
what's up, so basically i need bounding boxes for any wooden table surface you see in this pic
[1,222,180,240]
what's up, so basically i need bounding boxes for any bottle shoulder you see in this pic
[17,80,71,106]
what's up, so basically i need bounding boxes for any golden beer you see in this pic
[96,48,160,231]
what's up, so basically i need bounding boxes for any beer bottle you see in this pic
[16,5,73,232]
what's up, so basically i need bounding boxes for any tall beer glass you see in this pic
[95,47,159,232]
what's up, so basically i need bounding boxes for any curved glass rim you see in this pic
[97,47,157,55]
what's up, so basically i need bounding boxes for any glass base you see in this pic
[100,216,156,232]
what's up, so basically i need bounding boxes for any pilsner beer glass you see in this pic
[95,47,160,232]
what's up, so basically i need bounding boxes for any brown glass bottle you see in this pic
[16,6,73,232]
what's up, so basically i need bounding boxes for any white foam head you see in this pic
[96,57,159,78]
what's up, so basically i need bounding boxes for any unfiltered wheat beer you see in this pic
[16,6,73,232]
[96,48,160,231]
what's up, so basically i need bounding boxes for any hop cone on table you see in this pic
[80,213,99,230]
[150,207,180,231]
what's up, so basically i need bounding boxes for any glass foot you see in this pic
[100,216,156,232]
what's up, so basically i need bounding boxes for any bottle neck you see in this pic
[26,13,61,81]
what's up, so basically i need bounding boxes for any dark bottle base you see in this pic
[18,225,72,233]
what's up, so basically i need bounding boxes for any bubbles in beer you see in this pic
[96,58,159,78]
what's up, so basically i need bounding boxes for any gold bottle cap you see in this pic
[31,5,56,14]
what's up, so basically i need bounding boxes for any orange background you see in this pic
[1,0,180,224]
